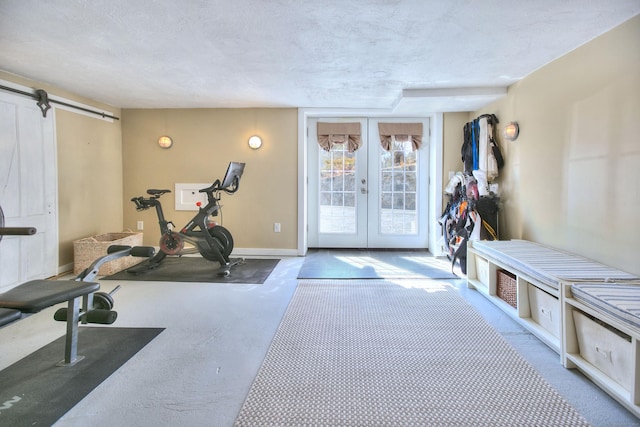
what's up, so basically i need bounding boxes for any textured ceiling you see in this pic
[0,1,638,112]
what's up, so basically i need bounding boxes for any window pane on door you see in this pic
[319,143,357,233]
[380,139,417,235]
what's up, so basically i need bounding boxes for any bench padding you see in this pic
[572,283,640,333]
[0,280,100,313]
[471,240,639,289]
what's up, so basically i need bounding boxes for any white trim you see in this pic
[59,262,74,275]
[402,87,507,99]
[51,106,61,272]
[0,78,115,123]
[429,113,445,256]
[297,111,308,256]
[232,248,300,257]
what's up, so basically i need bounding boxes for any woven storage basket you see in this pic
[73,232,143,275]
[497,270,517,308]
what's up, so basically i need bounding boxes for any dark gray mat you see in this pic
[103,257,280,284]
[298,249,458,279]
[0,327,163,427]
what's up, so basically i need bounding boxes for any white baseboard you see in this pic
[59,262,74,275]
[231,248,299,257]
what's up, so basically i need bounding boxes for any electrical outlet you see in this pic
[274,223,281,233]
[137,221,144,230]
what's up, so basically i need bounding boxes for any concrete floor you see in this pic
[0,253,638,426]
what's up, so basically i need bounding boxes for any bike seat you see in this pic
[147,189,171,196]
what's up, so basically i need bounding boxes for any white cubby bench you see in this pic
[466,239,640,417]
[466,239,638,354]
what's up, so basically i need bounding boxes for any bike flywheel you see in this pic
[159,233,184,255]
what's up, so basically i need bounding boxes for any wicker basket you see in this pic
[73,232,143,275]
[497,270,517,308]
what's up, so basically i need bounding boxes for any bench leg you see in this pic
[57,296,84,367]
[81,293,94,325]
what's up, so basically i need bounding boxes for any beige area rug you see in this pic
[235,280,590,426]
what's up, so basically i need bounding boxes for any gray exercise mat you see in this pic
[298,249,458,279]
[103,257,280,284]
[0,327,164,427]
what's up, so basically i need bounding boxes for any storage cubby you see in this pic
[562,283,640,417]
[466,247,561,354]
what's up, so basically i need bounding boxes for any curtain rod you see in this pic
[0,84,120,120]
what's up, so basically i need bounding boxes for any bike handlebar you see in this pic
[198,176,240,195]
[198,179,221,194]
[130,196,157,211]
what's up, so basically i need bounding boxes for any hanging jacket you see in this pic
[462,114,503,182]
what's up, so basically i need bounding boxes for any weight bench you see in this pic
[0,279,101,366]
[0,245,154,366]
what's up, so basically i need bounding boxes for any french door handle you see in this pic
[360,187,367,194]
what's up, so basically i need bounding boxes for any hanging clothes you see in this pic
[461,113,503,181]
[444,113,504,273]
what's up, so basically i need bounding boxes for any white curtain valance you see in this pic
[317,122,362,152]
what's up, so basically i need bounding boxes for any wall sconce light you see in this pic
[248,135,263,150]
[503,122,519,141]
[158,135,173,149]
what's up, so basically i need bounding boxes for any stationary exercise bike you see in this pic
[129,162,245,276]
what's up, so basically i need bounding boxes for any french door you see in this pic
[308,117,429,249]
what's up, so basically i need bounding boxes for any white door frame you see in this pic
[298,109,444,255]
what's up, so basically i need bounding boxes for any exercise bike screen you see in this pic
[221,162,246,189]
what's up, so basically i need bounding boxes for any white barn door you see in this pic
[0,90,58,291]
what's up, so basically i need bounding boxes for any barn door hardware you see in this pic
[0,84,120,120]
[35,89,51,117]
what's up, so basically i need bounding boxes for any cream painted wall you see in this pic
[0,71,123,269]
[474,15,640,276]
[56,110,123,266]
[442,112,467,190]
[121,108,298,251]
